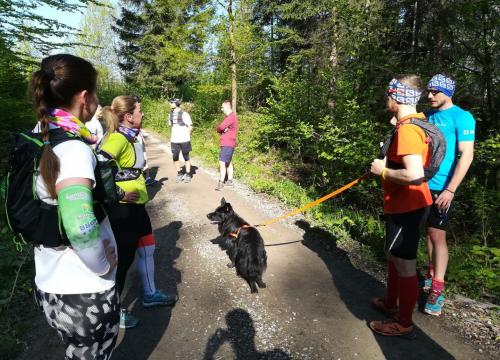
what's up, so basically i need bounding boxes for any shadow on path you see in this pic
[296,219,455,360]
[112,220,183,360]
[203,308,291,360]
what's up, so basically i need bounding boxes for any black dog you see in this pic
[207,198,267,293]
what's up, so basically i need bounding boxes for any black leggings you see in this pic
[105,203,153,295]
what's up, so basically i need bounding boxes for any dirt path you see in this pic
[17,130,489,360]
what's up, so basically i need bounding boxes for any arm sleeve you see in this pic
[456,112,476,142]
[58,185,110,275]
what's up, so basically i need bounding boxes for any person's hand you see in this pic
[434,190,454,211]
[123,191,139,203]
[390,116,397,126]
[371,158,386,176]
[102,239,117,275]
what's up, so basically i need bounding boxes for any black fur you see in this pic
[207,198,267,293]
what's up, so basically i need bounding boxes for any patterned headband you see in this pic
[427,74,455,97]
[387,78,422,106]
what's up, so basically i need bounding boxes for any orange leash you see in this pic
[255,173,370,228]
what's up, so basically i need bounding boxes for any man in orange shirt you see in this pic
[369,75,432,337]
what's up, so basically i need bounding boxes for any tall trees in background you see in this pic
[115,0,212,96]
[73,1,120,88]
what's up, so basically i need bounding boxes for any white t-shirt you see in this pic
[169,109,192,143]
[85,117,104,144]
[34,139,117,294]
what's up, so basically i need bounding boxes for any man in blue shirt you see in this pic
[423,74,475,316]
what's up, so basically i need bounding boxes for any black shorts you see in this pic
[385,207,429,260]
[171,142,192,161]
[427,190,453,230]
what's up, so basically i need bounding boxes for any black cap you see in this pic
[169,98,181,107]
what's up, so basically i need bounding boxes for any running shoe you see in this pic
[369,318,415,338]
[424,291,445,316]
[119,309,139,329]
[225,179,234,187]
[183,173,192,183]
[145,177,157,186]
[419,277,432,293]
[215,181,224,191]
[175,171,185,183]
[371,297,398,317]
[143,290,178,308]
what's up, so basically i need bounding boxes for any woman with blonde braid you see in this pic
[100,95,177,329]
[28,54,119,359]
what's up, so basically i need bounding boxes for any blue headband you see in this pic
[387,79,422,105]
[427,74,455,97]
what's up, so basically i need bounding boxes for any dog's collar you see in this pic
[228,224,253,239]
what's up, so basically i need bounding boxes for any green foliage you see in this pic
[447,245,500,301]
[0,0,100,54]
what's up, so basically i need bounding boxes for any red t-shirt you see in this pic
[383,123,432,214]
[216,112,238,147]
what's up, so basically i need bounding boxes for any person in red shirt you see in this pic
[215,100,238,191]
[369,75,432,337]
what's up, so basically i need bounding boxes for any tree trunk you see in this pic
[228,0,237,113]
[411,0,419,63]
[328,7,338,112]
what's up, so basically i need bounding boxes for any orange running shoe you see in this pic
[371,297,398,317]
[369,319,415,338]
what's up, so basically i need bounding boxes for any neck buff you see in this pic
[427,74,455,97]
[387,78,422,106]
[49,108,97,144]
[118,125,140,141]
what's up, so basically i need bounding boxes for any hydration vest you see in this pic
[379,113,446,180]
[169,110,185,127]
[108,129,146,182]
[1,128,114,248]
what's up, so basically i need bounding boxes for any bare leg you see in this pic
[174,160,181,172]
[219,161,227,182]
[185,159,191,174]
[427,227,448,282]
[226,161,233,181]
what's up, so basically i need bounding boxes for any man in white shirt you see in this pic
[168,99,193,183]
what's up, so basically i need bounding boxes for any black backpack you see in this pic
[169,110,185,126]
[1,128,113,248]
[379,114,446,180]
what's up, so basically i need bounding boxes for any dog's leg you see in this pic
[256,275,267,288]
[227,244,237,268]
[246,278,258,293]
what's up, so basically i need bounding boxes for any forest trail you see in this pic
[17,130,487,360]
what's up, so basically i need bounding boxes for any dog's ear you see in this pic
[221,197,226,205]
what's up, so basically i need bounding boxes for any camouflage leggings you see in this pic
[35,286,120,360]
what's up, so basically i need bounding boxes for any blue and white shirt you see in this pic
[425,105,476,191]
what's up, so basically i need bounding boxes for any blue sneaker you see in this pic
[143,290,178,308]
[119,309,139,329]
[419,277,432,293]
[424,292,445,316]
[145,177,157,186]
